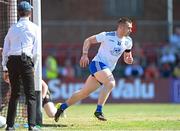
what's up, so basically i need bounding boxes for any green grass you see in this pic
[4,104,180,130]
[43,104,180,131]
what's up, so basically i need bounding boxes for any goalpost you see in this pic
[33,0,43,126]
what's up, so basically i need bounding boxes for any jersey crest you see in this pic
[117,41,121,46]
[110,47,121,56]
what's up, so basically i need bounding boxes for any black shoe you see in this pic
[29,126,40,131]
[54,106,64,122]
[5,126,15,131]
[94,112,107,121]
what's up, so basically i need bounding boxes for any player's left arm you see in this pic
[123,50,133,64]
[80,35,99,68]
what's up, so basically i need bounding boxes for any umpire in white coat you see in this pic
[2,1,40,130]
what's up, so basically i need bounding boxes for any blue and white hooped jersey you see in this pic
[92,31,133,71]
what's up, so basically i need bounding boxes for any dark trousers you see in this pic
[6,56,36,127]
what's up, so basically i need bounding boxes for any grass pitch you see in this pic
[43,104,180,131]
[4,104,180,130]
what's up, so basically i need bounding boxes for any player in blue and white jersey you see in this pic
[55,17,134,122]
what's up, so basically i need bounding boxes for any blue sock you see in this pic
[60,103,68,110]
[96,105,102,112]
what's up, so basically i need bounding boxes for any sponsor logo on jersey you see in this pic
[110,47,121,56]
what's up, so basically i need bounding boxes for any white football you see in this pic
[0,116,6,128]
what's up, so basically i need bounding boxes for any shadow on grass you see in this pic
[42,124,74,128]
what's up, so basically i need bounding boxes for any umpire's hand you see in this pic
[3,71,10,84]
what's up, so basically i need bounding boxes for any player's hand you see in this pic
[80,54,89,68]
[124,56,133,64]
[3,71,10,84]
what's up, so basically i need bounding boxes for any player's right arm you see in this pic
[80,32,106,68]
[80,35,99,68]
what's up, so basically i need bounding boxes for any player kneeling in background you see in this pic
[42,80,66,118]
